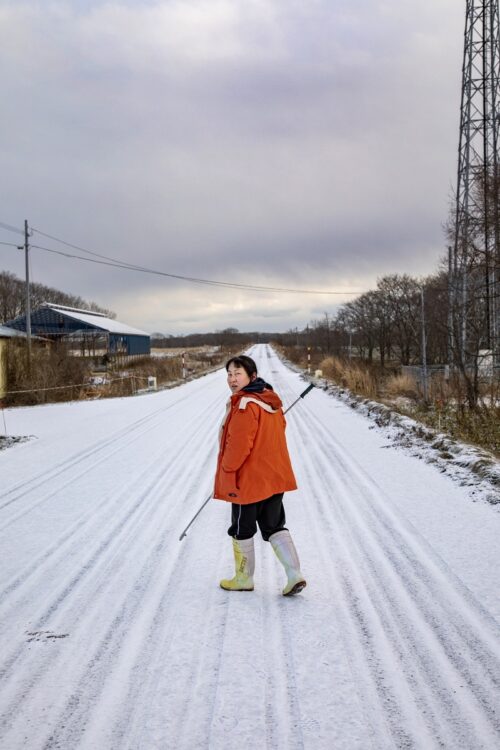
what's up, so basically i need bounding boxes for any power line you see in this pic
[20,223,500,304]
[5,237,498,303]
[0,221,24,236]
[28,227,365,295]
[30,242,359,295]
[32,227,133,263]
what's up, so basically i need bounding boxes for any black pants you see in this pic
[228,493,287,541]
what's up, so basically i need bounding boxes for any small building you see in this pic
[4,303,150,359]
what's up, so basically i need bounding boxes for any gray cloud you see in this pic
[0,0,463,332]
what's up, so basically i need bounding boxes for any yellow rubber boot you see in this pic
[220,537,255,591]
[270,530,306,596]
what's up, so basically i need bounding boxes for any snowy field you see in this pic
[0,344,499,749]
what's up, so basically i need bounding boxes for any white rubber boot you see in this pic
[270,530,306,596]
[220,537,255,591]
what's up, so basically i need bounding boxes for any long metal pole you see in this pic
[24,219,31,362]
[488,0,500,371]
[447,245,453,369]
[178,383,315,541]
[421,287,428,403]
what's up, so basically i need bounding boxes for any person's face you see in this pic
[227,364,252,393]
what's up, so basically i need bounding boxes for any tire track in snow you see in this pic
[0,408,182,533]
[281,456,388,749]
[38,496,219,750]
[1,452,215,750]
[38,413,228,750]
[258,349,396,748]
[301,408,500,710]
[263,348,399,747]
[0,383,222,606]
[202,544,306,750]
[285,393,500,746]
[0,393,223,744]
[0,376,224,532]
[2,345,499,749]
[123,559,231,750]
[260,346,500,748]
[261,551,306,750]
[0,390,192,504]
[290,429,451,747]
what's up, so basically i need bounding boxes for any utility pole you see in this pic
[324,312,330,354]
[447,246,453,368]
[24,219,32,361]
[421,287,428,403]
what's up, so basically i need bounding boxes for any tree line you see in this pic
[282,272,449,367]
[151,273,449,368]
[0,270,115,324]
[281,263,499,409]
[151,328,275,348]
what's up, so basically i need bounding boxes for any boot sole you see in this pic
[220,584,254,592]
[284,580,307,596]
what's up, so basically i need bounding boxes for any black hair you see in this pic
[225,355,258,379]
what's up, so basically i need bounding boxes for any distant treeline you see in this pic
[152,271,449,367]
[151,328,276,348]
[0,270,115,323]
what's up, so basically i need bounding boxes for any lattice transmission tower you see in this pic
[451,0,500,373]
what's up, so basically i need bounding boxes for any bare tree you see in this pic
[376,275,421,365]
[0,271,114,324]
[0,271,24,322]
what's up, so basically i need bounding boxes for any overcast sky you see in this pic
[0,0,463,334]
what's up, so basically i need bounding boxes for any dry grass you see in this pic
[5,341,90,406]
[319,356,379,399]
[3,344,232,407]
[384,373,420,400]
[415,404,500,456]
[124,346,233,385]
[279,344,500,456]
[124,355,183,384]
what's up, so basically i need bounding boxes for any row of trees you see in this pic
[278,273,448,367]
[151,328,276,348]
[282,263,499,408]
[150,274,450,370]
[0,271,114,324]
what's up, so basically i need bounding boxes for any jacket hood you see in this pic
[232,384,283,410]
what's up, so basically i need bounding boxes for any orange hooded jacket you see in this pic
[213,387,297,504]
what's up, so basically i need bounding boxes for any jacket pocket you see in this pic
[221,468,239,498]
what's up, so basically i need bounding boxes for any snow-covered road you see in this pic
[1,344,499,749]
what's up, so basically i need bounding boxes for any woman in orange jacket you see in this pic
[214,354,306,596]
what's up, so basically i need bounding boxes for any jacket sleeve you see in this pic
[221,404,260,472]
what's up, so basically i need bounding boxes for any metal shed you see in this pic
[4,303,151,358]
